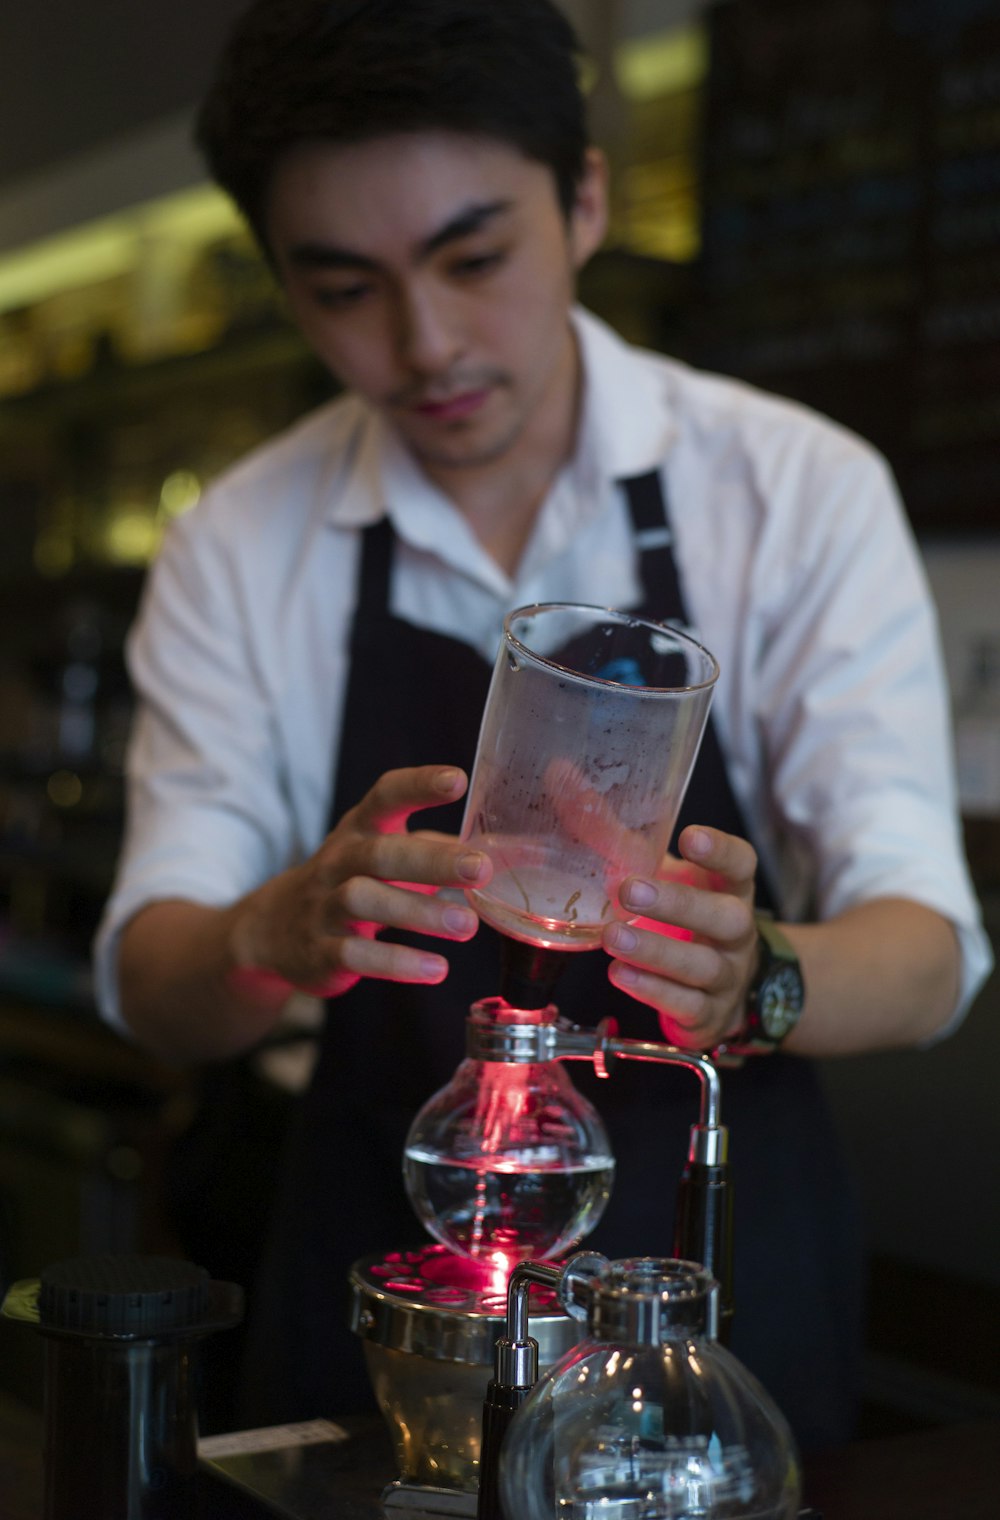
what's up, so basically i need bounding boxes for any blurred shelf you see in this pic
[0,319,326,422]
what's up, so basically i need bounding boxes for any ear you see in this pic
[568,147,609,269]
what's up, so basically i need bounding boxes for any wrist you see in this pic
[714,912,805,1059]
[226,888,296,1000]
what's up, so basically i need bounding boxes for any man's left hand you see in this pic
[601,825,759,1051]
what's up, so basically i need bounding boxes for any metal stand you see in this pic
[467,998,735,1520]
[464,999,733,1337]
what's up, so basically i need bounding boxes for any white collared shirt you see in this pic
[94,307,993,1031]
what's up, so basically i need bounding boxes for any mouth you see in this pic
[411,387,492,422]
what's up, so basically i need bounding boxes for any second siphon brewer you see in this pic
[349,965,737,1510]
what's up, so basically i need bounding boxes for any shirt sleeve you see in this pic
[754,439,993,1036]
[93,494,297,1033]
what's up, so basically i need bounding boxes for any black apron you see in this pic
[239,472,863,1453]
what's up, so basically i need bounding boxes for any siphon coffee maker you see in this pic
[480,1255,802,1520]
[349,604,731,1513]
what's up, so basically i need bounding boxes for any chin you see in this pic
[410,423,525,474]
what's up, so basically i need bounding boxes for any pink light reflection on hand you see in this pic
[630,916,694,943]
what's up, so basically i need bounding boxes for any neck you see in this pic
[440,454,569,579]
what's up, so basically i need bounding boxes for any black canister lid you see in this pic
[39,1255,211,1339]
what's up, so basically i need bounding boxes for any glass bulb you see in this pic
[403,1010,614,1263]
[499,1260,801,1519]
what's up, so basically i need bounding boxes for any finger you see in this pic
[655,850,708,890]
[331,932,451,986]
[677,826,757,897]
[656,1009,726,1052]
[336,877,480,941]
[616,875,753,945]
[326,831,492,892]
[603,920,725,990]
[352,765,468,834]
[605,959,717,1042]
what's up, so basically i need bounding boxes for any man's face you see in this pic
[265,132,606,479]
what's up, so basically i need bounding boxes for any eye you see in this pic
[450,250,506,279]
[312,281,374,310]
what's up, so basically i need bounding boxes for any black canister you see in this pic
[2,1254,243,1520]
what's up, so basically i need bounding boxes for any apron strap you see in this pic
[621,468,687,619]
[356,513,395,619]
[619,467,777,912]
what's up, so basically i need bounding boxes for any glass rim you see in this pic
[502,601,720,694]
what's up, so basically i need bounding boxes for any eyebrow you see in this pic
[287,198,513,272]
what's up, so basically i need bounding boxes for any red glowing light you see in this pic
[631,916,693,943]
[461,1062,555,1266]
[424,1286,469,1305]
[472,1061,535,1154]
[488,1249,514,1297]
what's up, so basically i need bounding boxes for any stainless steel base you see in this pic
[350,1244,583,1492]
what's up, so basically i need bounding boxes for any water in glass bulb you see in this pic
[403,1030,614,1263]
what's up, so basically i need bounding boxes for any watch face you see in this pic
[759,965,804,1041]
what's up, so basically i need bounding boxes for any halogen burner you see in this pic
[350,1243,585,1495]
[350,1242,575,1365]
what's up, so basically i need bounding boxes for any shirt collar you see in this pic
[571,305,678,481]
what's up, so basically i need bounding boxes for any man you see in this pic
[95,0,990,1450]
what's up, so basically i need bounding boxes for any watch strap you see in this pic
[713,911,804,1062]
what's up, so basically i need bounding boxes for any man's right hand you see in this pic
[231,764,492,998]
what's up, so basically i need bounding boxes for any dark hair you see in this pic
[196,0,590,246]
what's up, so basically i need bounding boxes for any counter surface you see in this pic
[3,1394,999,1518]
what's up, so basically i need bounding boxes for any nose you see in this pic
[394,280,464,379]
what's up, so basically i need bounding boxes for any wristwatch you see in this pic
[714,912,804,1059]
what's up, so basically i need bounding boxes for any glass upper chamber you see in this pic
[403,999,615,1265]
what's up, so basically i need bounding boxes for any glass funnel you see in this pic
[403,1000,614,1267]
[498,1258,801,1520]
[460,603,719,950]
